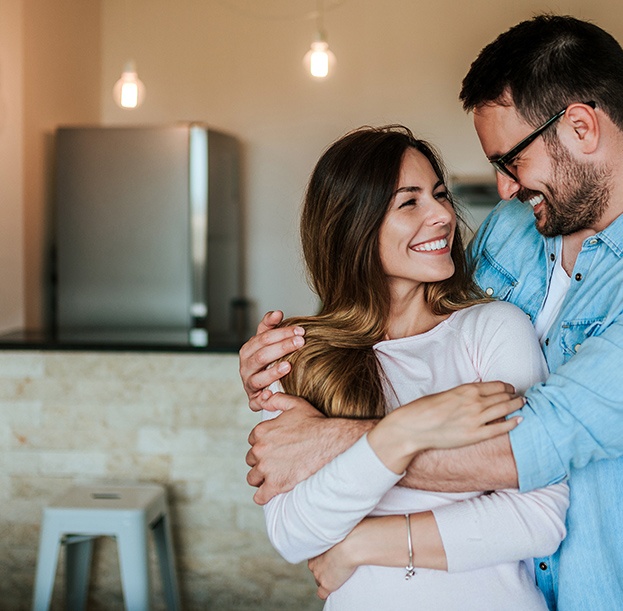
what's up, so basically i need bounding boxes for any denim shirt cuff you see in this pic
[509,399,567,492]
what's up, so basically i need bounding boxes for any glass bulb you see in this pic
[303,38,336,79]
[113,61,145,109]
[310,41,329,77]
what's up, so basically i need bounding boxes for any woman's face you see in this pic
[378,148,456,295]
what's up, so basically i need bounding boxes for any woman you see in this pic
[262,125,568,610]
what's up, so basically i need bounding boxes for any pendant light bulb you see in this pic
[113,60,146,109]
[303,32,336,79]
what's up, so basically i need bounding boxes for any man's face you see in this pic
[473,102,611,236]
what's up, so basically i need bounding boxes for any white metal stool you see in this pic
[32,484,181,611]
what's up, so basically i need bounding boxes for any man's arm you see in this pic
[246,394,376,505]
[403,433,518,491]
[247,387,522,504]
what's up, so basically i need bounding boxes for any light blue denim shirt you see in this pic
[467,199,623,610]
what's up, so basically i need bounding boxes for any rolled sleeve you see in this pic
[509,395,567,492]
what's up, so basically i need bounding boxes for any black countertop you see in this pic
[0,328,242,353]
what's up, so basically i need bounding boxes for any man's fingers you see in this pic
[240,333,305,395]
[240,325,305,363]
[263,392,316,412]
[253,484,273,506]
[245,445,257,467]
[256,310,284,334]
[245,361,293,400]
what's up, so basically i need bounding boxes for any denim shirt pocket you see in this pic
[560,319,603,358]
[474,250,518,301]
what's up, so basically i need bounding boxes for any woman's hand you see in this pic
[238,311,305,411]
[308,538,358,600]
[368,381,524,474]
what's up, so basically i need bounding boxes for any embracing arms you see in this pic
[262,383,524,563]
[243,312,520,505]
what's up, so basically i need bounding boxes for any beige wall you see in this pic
[5,0,623,332]
[98,0,612,326]
[0,0,101,334]
[0,0,24,332]
[22,0,102,329]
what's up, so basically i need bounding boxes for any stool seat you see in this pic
[32,484,181,611]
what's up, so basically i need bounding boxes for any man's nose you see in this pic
[495,172,521,201]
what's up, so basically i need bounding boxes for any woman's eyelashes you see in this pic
[398,197,417,209]
[397,189,449,209]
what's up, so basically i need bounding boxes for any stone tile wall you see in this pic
[0,350,321,610]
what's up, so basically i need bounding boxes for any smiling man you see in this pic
[241,15,623,609]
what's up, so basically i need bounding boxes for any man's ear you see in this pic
[559,102,600,154]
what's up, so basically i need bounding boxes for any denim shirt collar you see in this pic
[538,207,623,266]
[596,211,623,258]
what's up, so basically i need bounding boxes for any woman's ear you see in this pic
[559,102,600,154]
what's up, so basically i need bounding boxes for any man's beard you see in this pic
[518,138,611,237]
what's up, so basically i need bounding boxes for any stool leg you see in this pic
[152,515,182,611]
[32,522,61,611]
[117,524,151,611]
[65,536,95,611]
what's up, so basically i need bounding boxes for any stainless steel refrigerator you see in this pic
[53,124,245,348]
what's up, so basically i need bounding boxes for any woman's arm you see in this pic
[263,381,522,564]
[309,482,569,598]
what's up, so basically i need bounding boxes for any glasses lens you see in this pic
[491,160,516,181]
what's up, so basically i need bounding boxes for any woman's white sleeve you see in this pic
[433,483,569,572]
[263,434,403,564]
[262,381,402,563]
[434,301,569,571]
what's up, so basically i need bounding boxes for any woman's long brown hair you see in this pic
[278,126,487,419]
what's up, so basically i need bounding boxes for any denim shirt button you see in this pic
[589,238,598,245]
[485,287,494,296]
[550,253,555,261]
[575,343,581,352]
[575,273,583,281]
[539,562,548,571]
[545,338,550,346]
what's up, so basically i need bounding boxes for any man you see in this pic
[241,15,623,609]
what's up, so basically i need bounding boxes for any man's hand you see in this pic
[238,310,306,411]
[246,392,375,504]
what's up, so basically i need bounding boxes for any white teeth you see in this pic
[413,238,448,252]
[527,194,545,208]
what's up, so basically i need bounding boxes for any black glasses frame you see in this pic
[489,101,596,182]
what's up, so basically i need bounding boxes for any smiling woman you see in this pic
[275,125,486,418]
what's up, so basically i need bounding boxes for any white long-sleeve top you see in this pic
[264,301,569,610]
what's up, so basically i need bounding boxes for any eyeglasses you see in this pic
[488,101,596,182]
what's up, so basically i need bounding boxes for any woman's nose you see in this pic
[495,172,521,201]
[428,200,454,225]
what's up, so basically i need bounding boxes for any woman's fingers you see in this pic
[468,380,516,397]
[480,395,525,424]
[474,413,524,443]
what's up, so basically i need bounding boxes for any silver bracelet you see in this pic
[404,513,415,579]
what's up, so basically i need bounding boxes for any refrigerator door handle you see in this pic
[189,126,209,346]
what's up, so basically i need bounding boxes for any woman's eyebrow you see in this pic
[392,180,443,197]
